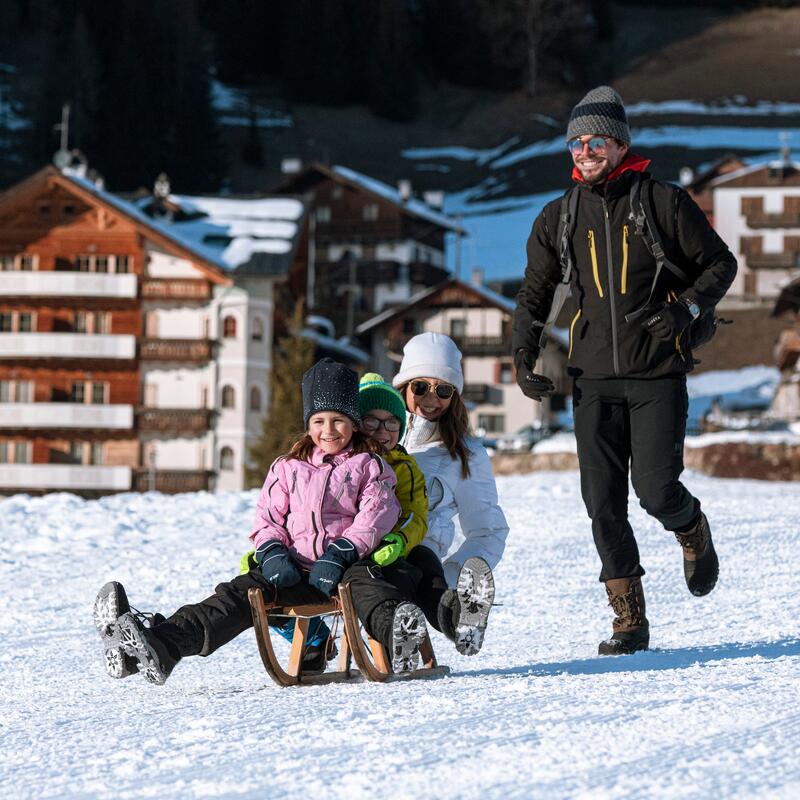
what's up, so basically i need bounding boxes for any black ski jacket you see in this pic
[512,156,737,378]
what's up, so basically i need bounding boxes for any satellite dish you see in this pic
[53,149,71,169]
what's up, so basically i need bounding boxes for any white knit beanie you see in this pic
[392,332,464,393]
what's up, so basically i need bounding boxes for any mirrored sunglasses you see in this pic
[410,380,455,400]
[567,135,611,156]
[361,415,402,433]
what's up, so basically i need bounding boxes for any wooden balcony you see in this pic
[0,402,134,430]
[132,469,214,493]
[136,407,214,433]
[462,383,491,404]
[139,338,214,362]
[140,279,210,300]
[746,252,799,270]
[0,272,138,299]
[0,333,137,361]
[0,463,131,491]
[452,336,507,356]
[745,211,800,229]
[775,328,800,371]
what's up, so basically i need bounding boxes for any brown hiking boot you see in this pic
[598,576,649,656]
[675,511,719,597]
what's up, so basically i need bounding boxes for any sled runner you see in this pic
[247,583,449,686]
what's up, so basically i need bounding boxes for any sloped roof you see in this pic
[356,278,515,335]
[276,162,465,234]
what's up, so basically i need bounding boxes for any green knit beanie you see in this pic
[358,372,407,439]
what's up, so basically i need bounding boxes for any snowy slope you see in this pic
[2,473,799,799]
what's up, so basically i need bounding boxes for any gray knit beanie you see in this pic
[566,86,630,145]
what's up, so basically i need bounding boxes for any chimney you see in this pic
[679,167,694,187]
[471,267,484,287]
[154,172,170,199]
[398,179,412,202]
[281,157,302,174]
[423,190,445,209]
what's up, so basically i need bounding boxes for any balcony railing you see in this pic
[139,338,213,362]
[745,211,800,228]
[0,333,137,360]
[461,383,491,404]
[0,272,137,298]
[746,252,799,270]
[131,469,213,493]
[0,464,131,491]
[451,336,507,356]
[0,403,134,429]
[775,328,800,371]
[140,279,210,300]
[136,407,214,433]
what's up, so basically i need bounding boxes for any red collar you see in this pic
[571,152,651,186]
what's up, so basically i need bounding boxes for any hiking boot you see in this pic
[675,511,719,597]
[598,576,650,656]
[390,602,427,673]
[453,557,495,656]
[116,612,179,685]
[302,638,338,675]
[93,582,139,678]
[437,589,459,642]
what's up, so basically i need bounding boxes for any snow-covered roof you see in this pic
[299,328,369,364]
[331,165,465,234]
[709,159,800,188]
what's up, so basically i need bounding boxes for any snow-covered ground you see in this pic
[2,472,799,799]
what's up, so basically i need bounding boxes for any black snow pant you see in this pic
[151,560,412,660]
[572,376,700,582]
[403,545,450,632]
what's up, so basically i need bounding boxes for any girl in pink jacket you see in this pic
[92,358,430,685]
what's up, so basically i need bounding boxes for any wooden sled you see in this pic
[247,583,450,687]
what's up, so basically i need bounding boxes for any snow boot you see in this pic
[675,511,719,597]
[389,602,427,673]
[598,576,649,656]
[116,612,180,685]
[453,557,495,656]
[301,638,339,675]
[93,581,139,679]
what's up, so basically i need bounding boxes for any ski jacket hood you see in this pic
[249,448,400,568]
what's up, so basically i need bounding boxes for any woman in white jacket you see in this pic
[392,331,508,654]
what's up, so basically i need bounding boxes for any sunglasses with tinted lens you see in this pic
[410,380,455,399]
[361,415,401,433]
[567,136,610,156]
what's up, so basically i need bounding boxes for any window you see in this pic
[251,317,264,342]
[477,414,505,433]
[70,382,85,403]
[68,441,83,464]
[115,255,131,274]
[223,315,237,339]
[249,386,262,412]
[0,442,7,462]
[15,441,31,464]
[16,381,33,402]
[0,313,12,332]
[498,362,513,384]
[90,442,104,465]
[92,382,107,404]
[402,317,418,335]
[221,385,235,408]
[75,311,87,333]
[96,311,110,334]
[39,204,51,216]
[95,255,109,273]
[63,204,75,216]
[0,381,10,401]
[450,318,467,339]
[0,255,14,271]
[18,313,33,332]
[362,204,379,221]
[18,255,34,271]
[315,206,331,223]
[220,446,234,471]
[76,255,91,272]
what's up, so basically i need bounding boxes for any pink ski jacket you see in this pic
[249,446,400,569]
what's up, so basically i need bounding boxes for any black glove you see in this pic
[309,538,359,597]
[642,301,693,342]
[514,348,555,402]
[255,541,302,588]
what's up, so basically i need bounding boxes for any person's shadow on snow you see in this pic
[456,638,800,678]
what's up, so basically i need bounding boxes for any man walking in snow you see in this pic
[512,86,737,654]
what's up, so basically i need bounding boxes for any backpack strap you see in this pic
[539,186,579,349]
[625,174,692,322]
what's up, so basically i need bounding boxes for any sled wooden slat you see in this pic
[248,584,450,687]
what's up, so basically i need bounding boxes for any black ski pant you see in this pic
[573,376,700,582]
[152,560,411,660]
[404,545,449,632]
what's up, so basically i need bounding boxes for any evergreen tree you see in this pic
[246,300,314,488]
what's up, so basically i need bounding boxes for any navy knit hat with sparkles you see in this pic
[302,358,361,428]
[566,86,630,145]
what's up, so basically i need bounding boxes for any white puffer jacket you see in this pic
[401,413,509,586]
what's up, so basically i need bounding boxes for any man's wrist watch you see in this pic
[681,298,701,320]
